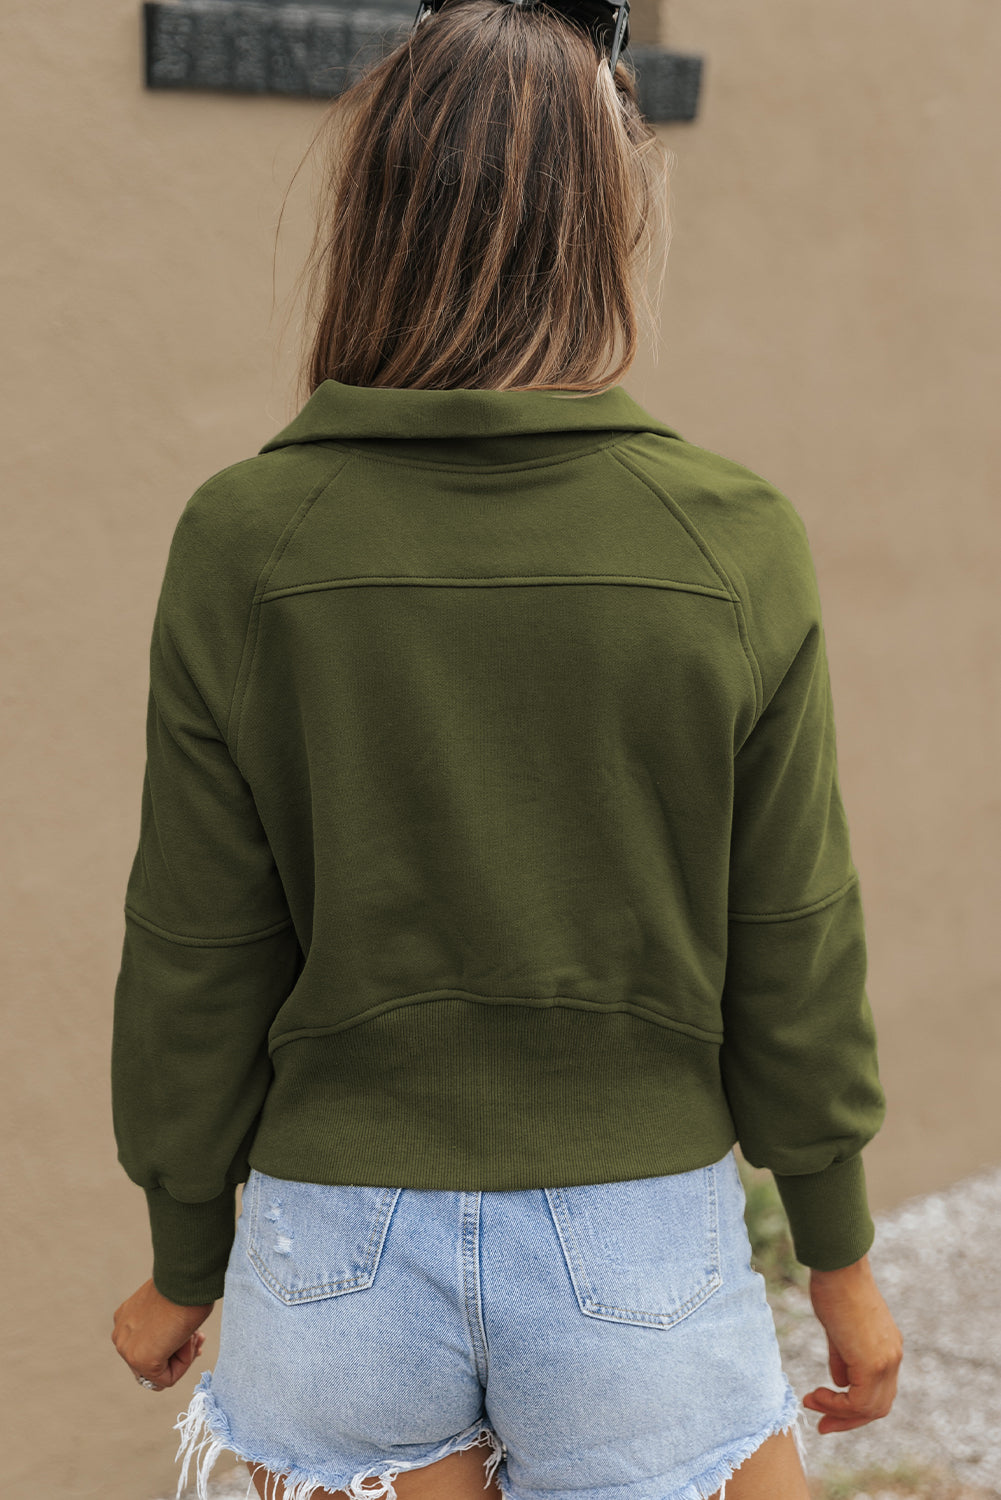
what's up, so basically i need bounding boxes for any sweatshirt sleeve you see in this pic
[719,504,887,1272]
[111,484,302,1305]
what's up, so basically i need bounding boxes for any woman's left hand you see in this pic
[112,1277,215,1391]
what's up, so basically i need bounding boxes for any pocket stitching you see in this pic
[546,1164,723,1327]
[245,1171,401,1304]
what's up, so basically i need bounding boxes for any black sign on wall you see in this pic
[143,1,703,121]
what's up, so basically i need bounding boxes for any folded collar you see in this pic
[259,380,681,454]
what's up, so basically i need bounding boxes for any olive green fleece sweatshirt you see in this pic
[111,380,885,1305]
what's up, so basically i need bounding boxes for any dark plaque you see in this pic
[143,1,702,120]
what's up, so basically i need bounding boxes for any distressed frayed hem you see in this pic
[174,1369,506,1500]
[691,1379,808,1500]
[173,1376,248,1500]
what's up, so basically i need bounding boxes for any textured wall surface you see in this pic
[2,1,999,1495]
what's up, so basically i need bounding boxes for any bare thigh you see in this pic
[710,1428,810,1500]
[246,1442,503,1500]
[247,1426,807,1500]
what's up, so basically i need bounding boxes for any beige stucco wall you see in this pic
[3,1,998,1495]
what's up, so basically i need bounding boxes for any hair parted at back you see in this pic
[279,0,675,400]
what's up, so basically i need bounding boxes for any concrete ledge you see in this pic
[142,1,703,120]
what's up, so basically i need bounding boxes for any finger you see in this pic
[134,1355,173,1389]
[828,1343,849,1388]
[803,1394,877,1435]
[166,1346,193,1382]
[814,1413,874,1434]
[804,1381,893,1424]
[807,1387,863,1414]
[165,1334,202,1384]
[803,1392,840,1423]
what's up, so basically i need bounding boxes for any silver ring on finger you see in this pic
[136,1375,161,1390]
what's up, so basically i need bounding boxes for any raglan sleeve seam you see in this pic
[606,444,765,720]
[229,460,352,760]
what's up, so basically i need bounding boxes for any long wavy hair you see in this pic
[278,0,675,399]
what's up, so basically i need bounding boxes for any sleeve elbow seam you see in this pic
[728,871,858,924]
[124,904,295,947]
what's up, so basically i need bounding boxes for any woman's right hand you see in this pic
[802,1252,904,1433]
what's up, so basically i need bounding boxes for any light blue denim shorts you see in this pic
[175,1147,807,1500]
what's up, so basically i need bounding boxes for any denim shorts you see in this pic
[175,1146,807,1500]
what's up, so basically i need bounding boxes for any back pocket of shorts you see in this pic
[246,1168,402,1305]
[545,1160,722,1329]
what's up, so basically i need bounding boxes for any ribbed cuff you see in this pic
[145,1184,237,1305]
[772,1152,875,1271]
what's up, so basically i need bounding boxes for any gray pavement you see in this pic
[768,1158,1001,1497]
[167,1161,1001,1500]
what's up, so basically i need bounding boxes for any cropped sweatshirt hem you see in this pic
[144,999,875,1303]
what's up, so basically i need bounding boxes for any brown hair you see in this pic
[279,0,674,400]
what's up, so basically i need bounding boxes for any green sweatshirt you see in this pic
[111,380,885,1304]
